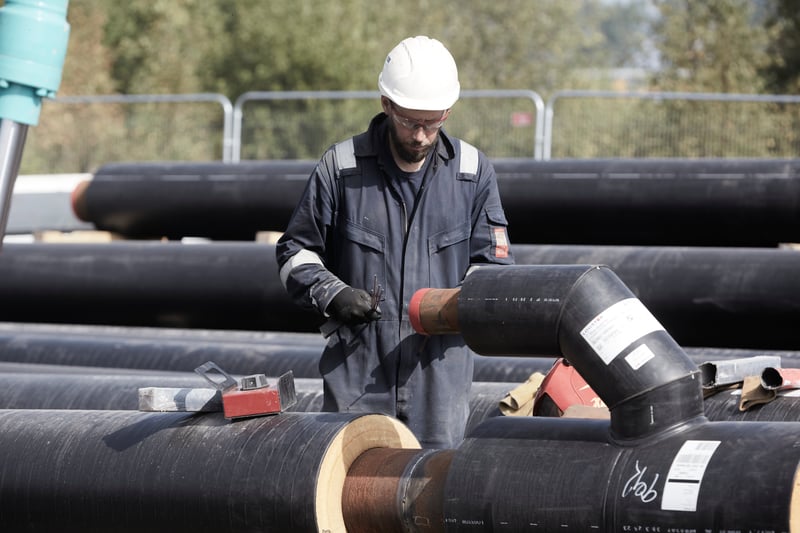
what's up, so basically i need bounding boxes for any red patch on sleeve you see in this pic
[492,227,509,258]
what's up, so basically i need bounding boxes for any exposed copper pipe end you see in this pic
[343,448,420,533]
[342,447,453,533]
[409,287,461,335]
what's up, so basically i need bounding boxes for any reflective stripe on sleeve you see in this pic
[279,249,325,288]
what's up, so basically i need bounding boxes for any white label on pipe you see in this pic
[579,298,665,365]
[661,440,720,512]
[625,343,655,370]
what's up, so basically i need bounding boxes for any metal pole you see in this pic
[0,119,27,249]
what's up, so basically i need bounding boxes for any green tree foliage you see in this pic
[104,0,229,94]
[651,0,772,93]
[762,0,800,93]
[641,0,798,157]
[13,0,800,167]
[20,0,123,172]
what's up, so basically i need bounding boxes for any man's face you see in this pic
[383,99,449,165]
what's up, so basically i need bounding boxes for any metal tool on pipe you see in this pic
[138,360,297,419]
[0,0,71,249]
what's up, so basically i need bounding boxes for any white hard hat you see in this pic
[378,36,460,111]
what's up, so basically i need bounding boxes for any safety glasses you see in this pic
[389,102,449,133]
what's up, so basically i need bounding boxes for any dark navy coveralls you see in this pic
[276,113,514,448]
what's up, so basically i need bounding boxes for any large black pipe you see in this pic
[0,368,513,435]
[0,241,320,332]
[72,160,316,241]
[440,415,800,532]
[0,242,798,350]
[0,322,326,377]
[393,265,800,531]
[0,370,323,411]
[514,244,800,349]
[0,409,419,532]
[6,363,799,426]
[76,158,800,246]
[0,322,557,382]
[0,322,790,384]
[702,388,800,422]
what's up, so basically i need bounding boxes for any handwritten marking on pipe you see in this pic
[622,460,659,503]
[661,440,720,512]
[580,298,665,365]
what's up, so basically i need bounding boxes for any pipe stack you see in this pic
[5,155,800,530]
[3,265,800,531]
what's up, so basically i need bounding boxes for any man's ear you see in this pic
[380,97,392,114]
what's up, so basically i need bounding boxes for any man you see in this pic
[276,35,514,448]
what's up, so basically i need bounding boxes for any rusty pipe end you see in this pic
[409,288,461,336]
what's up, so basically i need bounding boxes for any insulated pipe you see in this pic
[441,416,800,532]
[76,158,800,246]
[0,409,419,532]
[0,241,320,331]
[340,415,800,532]
[0,322,792,385]
[0,325,325,377]
[0,370,324,411]
[702,388,800,422]
[0,322,557,382]
[411,265,703,440]
[0,242,798,351]
[71,160,316,240]
[513,244,800,350]
[0,369,512,435]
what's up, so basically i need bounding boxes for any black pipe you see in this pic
[2,321,789,383]
[452,265,703,440]
[514,244,800,350]
[0,368,513,434]
[0,322,556,382]
[0,370,323,411]
[442,415,800,532]
[702,388,800,422]
[0,409,419,532]
[0,242,798,349]
[0,323,325,377]
[0,323,795,384]
[0,241,319,331]
[72,160,317,241]
[77,158,800,246]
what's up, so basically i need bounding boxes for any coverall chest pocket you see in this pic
[337,220,387,291]
[427,223,471,286]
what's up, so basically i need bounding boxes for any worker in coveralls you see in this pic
[276,36,514,448]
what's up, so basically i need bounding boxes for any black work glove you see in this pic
[326,287,381,325]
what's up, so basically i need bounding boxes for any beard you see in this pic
[388,122,435,165]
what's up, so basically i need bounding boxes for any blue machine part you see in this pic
[0,0,70,125]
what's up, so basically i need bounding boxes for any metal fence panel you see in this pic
[544,90,800,159]
[20,94,233,174]
[232,90,545,162]
[20,90,800,172]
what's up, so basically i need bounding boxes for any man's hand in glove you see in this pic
[326,287,382,325]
